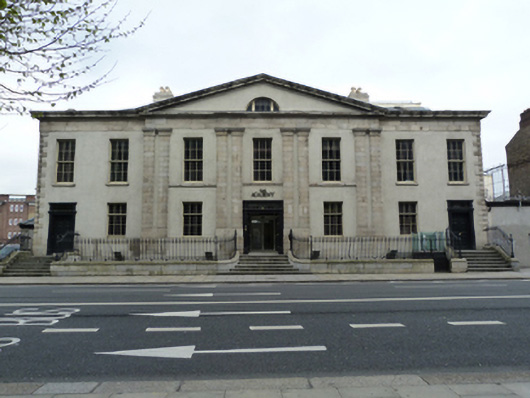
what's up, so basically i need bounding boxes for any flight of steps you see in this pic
[461,249,512,272]
[224,254,302,275]
[2,252,52,277]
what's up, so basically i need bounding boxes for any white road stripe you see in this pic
[350,323,405,329]
[448,321,506,326]
[166,292,281,297]
[2,295,530,307]
[42,328,99,333]
[250,325,304,331]
[146,327,201,332]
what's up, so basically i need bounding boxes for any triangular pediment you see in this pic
[137,74,386,115]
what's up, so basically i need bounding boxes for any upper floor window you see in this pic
[183,202,202,236]
[447,139,465,182]
[56,139,76,183]
[396,139,414,182]
[9,205,13,212]
[184,138,203,182]
[324,202,343,236]
[253,138,272,181]
[108,203,127,236]
[246,97,279,112]
[109,139,129,183]
[322,138,341,181]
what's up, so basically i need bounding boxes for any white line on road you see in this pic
[42,328,100,333]
[2,294,530,307]
[146,327,201,332]
[166,292,281,297]
[132,310,291,317]
[350,323,405,329]
[447,321,506,326]
[392,284,507,289]
[249,325,304,331]
[96,345,327,359]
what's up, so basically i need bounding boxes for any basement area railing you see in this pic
[74,231,237,262]
[289,230,447,260]
[485,226,514,258]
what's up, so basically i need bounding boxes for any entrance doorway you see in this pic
[243,201,283,254]
[447,200,475,250]
[47,203,77,255]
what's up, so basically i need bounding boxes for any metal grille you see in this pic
[56,140,75,183]
[396,140,414,182]
[184,138,203,181]
[322,138,341,181]
[253,138,272,181]
[108,203,127,236]
[110,139,129,182]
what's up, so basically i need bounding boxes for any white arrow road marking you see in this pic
[350,323,405,329]
[0,338,20,348]
[42,328,99,333]
[96,345,327,359]
[132,310,290,317]
[146,327,201,332]
[250,325,303,331]
[166,292,281,297]
[448,321,506,326]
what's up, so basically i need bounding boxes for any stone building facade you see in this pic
[31,74,489,258]
[506,109,530,197]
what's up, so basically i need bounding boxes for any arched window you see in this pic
[246,97,279,112]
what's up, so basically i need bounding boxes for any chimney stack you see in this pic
[153,86,173,102]
[520,108,530,130]
[348,87,369,102]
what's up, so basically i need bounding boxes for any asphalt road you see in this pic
[1,280,530,382]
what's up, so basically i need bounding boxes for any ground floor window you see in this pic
[324,202,343,236]
[399,202,417,234]
[108,203,127,236]
[183,202,202,236]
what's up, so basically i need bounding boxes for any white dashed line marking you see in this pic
[249,325,304,331]
[350,323,405,329]
[447,321,506,326]
[42,328,99,333]
[146,327,201,332]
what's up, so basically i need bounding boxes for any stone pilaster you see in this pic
[472,127,488,247]
[353,128,383,236]
[33,130,49,255]
[141,128,172,238]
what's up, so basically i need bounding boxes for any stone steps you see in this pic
[461,249,512,272]
[222,254,303,275]
[2,254,52,277]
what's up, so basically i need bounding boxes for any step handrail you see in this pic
[485,226,514,258]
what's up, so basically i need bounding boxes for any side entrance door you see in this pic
[447,200,475,250]
[47,203,77,255]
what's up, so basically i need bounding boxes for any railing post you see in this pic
[510,233,514,258]
[234,230,237,254]
[310,235,313,260]
[289,229,293,253]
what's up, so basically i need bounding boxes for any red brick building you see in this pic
[0,194,36,245]
[506,109,530,197]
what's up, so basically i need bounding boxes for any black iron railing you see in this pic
[445,228,462,258]
[74,231,237,262]
[485,226,514,258]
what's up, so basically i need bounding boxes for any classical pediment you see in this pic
[138,74,386,115]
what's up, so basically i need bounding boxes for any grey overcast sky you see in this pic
[1,0,529,194]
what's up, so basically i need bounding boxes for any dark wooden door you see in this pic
[448,201,475,250]
[47,203,76,255]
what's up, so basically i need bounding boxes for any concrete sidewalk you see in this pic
[3,373,530,397]
[0,269,530,285]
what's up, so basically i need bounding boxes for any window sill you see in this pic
[52,183,75,187]
[447,182,469,186]
[310,183,356,187]
[106,182,129,187]
[396,182,418,186]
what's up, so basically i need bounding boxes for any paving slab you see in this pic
[225,390,282,398]
[281,388,342,398]
[166,392,225,398]
[54,395,111,398]
[180,378,309,392]
[93,381,180,394]
[106,394,168,398]
[338,386,400,397]
[504,383,530,398]
[394,385,460,398]
[0,383,43,395]
[33,382,98,394]
[310,375,428,388]
[448,383,515,396]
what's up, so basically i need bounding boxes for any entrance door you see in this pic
[447,200,475,250]
[47,203,77,255]
[243,201,283,254]
[250,215,276,251]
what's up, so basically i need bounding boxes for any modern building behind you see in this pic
[30,74,490,259]
[0,194,36,245]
